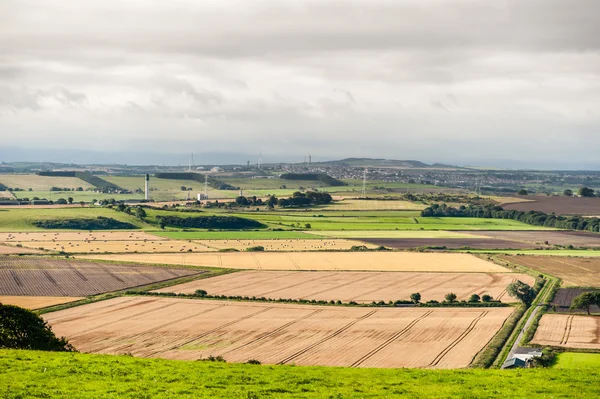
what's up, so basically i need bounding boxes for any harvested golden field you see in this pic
[14,240,215,254]
[156,271,533,303]
[44,296,514,368]
[328,199,426,211]
[0,295,83,309]
[0,174,93,191]
[0,244,43,254]
[500,255,600,287]
[0,191,15,199]
[81,252,510,272]
[197,239,376,252]
[0,231,165,243]
[532,314,600,350]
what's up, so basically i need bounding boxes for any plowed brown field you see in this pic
[14,240,215,253]
[156,271,533,303]
[532,314,600,349]
[500,255,600,286]
[0,256,201,297]
[0,231,164,242]
[80,252,510,272]
[0,295,83,309]
[44,297,514,368]
[470,231,600,247]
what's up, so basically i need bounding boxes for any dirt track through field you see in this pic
[80,252,510,272]
[44,297,514,368]
[156,271,532,303]
[0,256,201,297]
[532,314,600,349]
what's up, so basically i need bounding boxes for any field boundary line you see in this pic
[350,310,434,367]
[251,253,262,269]
[277,310,378,365]
[204,271,298,293]
[284,253,301,270]
[347,273,423,301]
[153,307,274,357]
[560,315,575,345]
[220,309,325,356]
[428,311,489,367]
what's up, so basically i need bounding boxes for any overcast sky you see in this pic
[1,0,599,168]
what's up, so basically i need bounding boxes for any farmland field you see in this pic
[0,231,164,242]
[553,352,600,368]
[531,314,600,349]
[11,190,144,203]
[0,295,83,309]
[0,208,148,231]
[468,230,600,247]
[156,270,533,303]
[324,199,426,211]
[44,296,515,368]
[0,256,202,296]
[81,252,511,272]
[503,196,600,215]
[306,230,488,238]
[0,174,93,191]
[3,350,597,399]
[360,237,537,249]
[154,230,315,240]
[0,244,43,254]
[499,255,600,286]
[14,240,216,253]
[465,249,600,257]
[194,239,376,251]
[552,288,600,314]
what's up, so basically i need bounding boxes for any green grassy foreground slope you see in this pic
[1,350,598,399]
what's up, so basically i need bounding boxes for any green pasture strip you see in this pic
[152,231,315,240]
[12,191,144,202]
[1,350,598,399]
[460,249,600,257]
[305,230,487,238]
[0,207,150,231]
[554,352,600,368]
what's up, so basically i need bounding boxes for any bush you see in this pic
[246,359,261,365]
[245,246,265,252]
[0,304,74,351]
[32,217,137,230]
[482,294,493,303]
[194,290,208,297]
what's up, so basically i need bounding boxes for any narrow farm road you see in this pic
[506,304,542,361]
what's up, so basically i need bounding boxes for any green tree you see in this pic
[481,294,493,303]
[116,203,127,212]
[410,293,421,304]
[468,294,481,303]
[563,189,573,197]
[56,198,67,204]
[304,223,312,229]
[194,289,208,297]
[0,304,74,351]
[517,189,528,196]
[135,206,147,220]
[79,201,85,207]
[578,187,595,197]
[570,291,600,315]
[445,293,457,303]
[67,197,73,204]
[507,280,536,306]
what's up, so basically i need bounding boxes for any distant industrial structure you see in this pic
[144,174,150,200]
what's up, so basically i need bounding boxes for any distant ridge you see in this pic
[315,158,459,169]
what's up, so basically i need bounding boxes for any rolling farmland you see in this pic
[44,296,515,368]
[0,295,83,309]
[195,239,377,251]
[81,252,511,272]
[0,256,201,297]
[532,314,600,350]
[156,270,533,303]
[0,231,164,242]
[499,255,600,286]
[13,240,216,253]
[0,174,93,191]
[467,230,600,247]
[359,237,537,249]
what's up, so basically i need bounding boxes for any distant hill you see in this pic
[316,158,459,169]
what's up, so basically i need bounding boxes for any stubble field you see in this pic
[44,296,515,369]
[80,252,510,272]
[156,270,533,303]
[531,314,600,350]
[499,255,600,286]
[0,295,83,309]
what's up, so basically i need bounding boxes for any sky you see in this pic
[1,0,599,168]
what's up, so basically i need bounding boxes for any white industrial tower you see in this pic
[144,174,150,200]
[258,152,262,169]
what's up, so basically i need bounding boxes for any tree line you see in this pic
[421,203,600,232]
[155,215,265,229]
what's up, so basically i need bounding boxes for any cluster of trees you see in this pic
[277,191,333,208]
[421,203,600,232]
[0,304,74,352]
[49,187,84,192]
[234,196,264,207]
[155,215,264,229]
[279,173,347,187]
[33,217,137,230]
[115,203,147,220]
[570,291,600,315]
[506,279,545,306]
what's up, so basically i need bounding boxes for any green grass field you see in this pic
[0,350,598,399]
[306,230,486,238]
[12,190,145,203]
[0,208,149,231]
[553,352,600,369]
[459,249,600,257]
[0,174,93,191]
[152,230,315,239]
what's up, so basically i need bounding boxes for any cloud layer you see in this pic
[1,0,599,167]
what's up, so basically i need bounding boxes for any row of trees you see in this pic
[422,203,600,232]
[570,291,600,315]
[277,191,333,208]
[155,215,264,229]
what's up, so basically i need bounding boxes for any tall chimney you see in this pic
[145,174,150,200]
